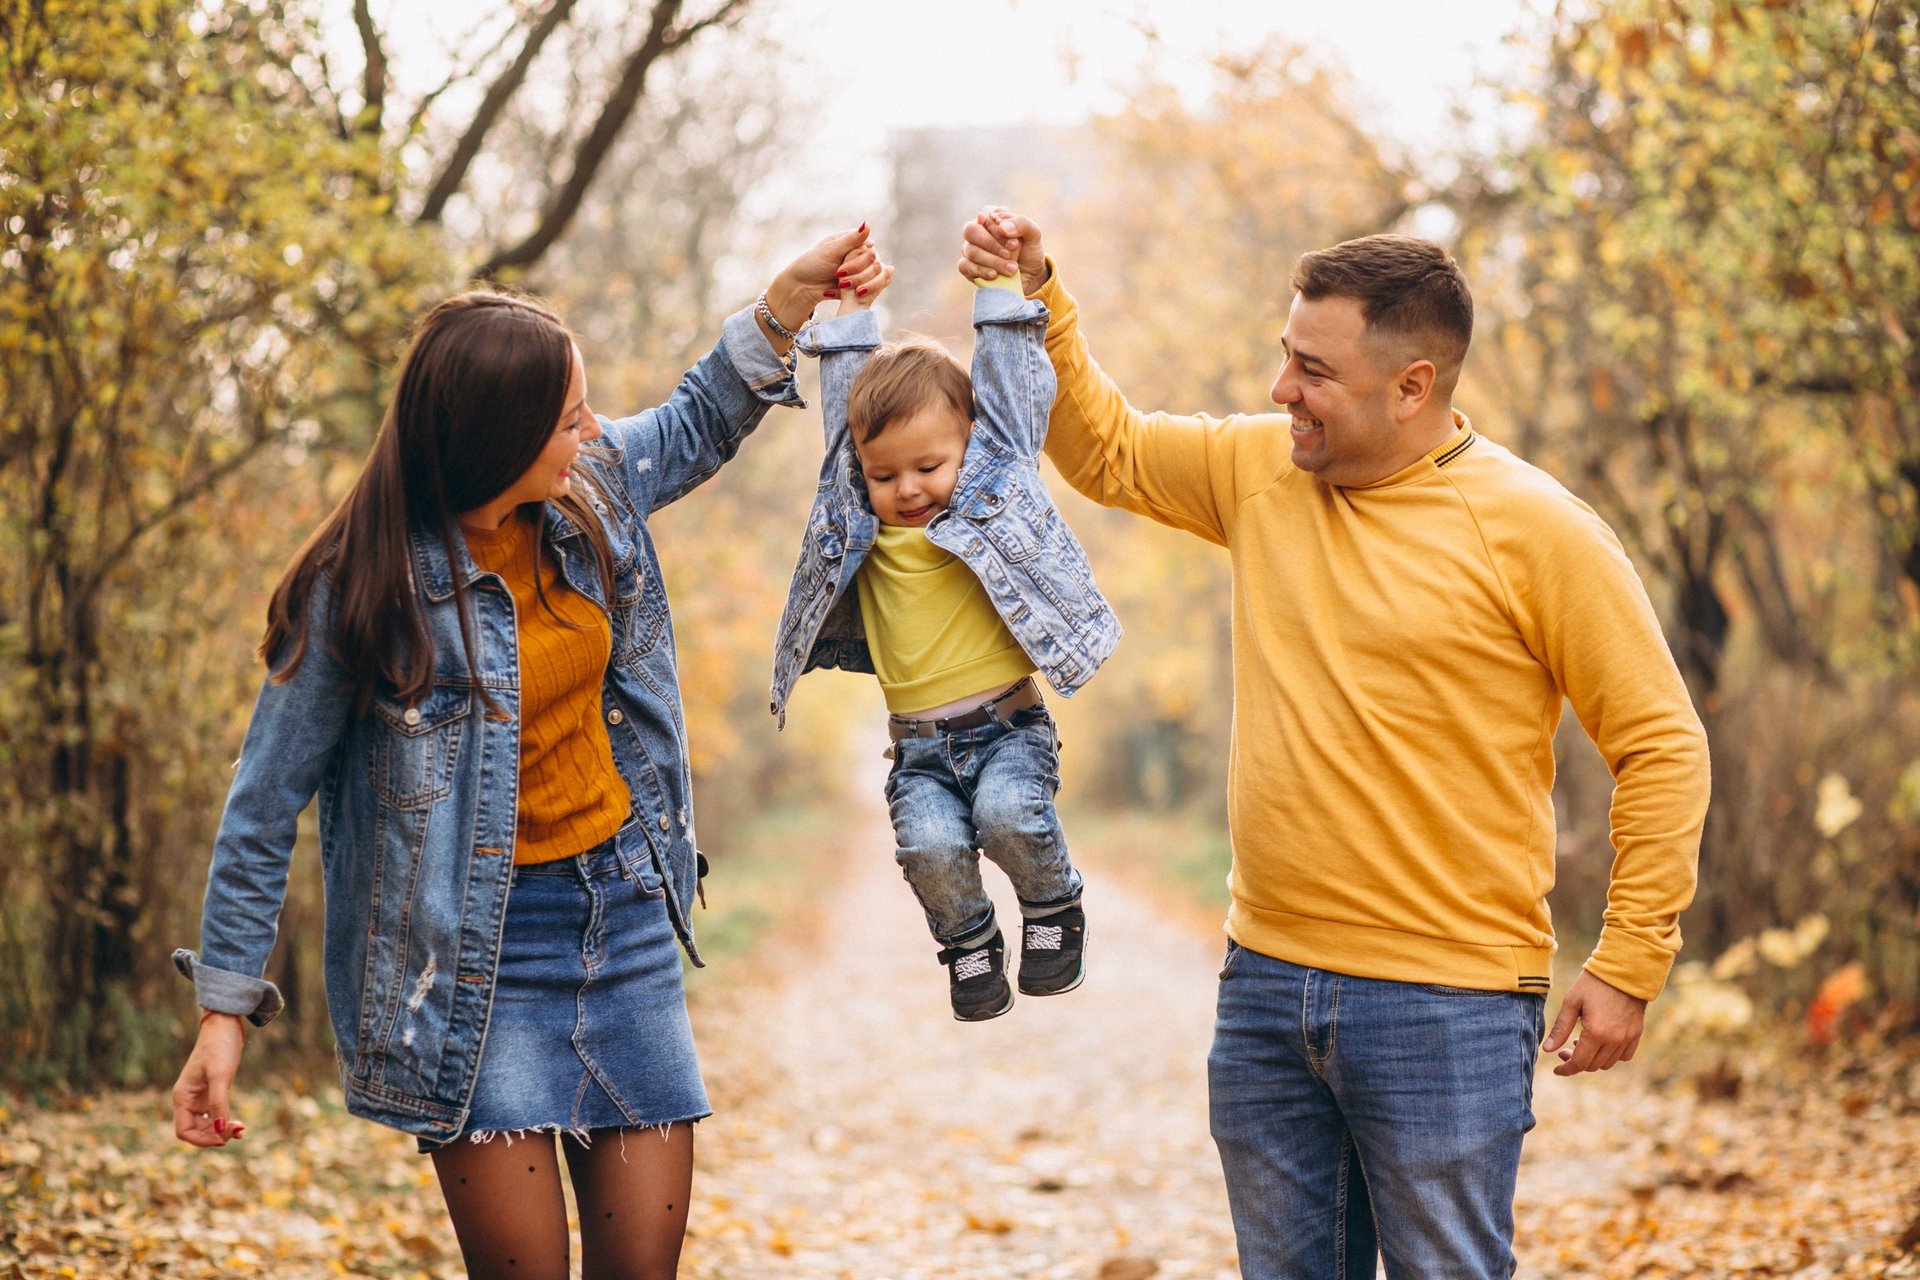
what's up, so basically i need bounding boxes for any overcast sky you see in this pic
[372,2,1536,163]
[776,0,1535,135]
[361,0,1540,252]
[761,0,1540,235]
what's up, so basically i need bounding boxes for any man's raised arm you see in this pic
[960,208,1268,548]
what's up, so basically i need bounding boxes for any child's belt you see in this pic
[887,677,1042,741]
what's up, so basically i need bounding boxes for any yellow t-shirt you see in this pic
[854,524,1036,715]
[461,511,629,865]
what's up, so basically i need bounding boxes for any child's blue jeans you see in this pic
[883,704,1084,949]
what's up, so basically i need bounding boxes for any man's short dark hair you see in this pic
[1291,234,1474,376]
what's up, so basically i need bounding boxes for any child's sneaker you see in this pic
[937,930,1014,1021]
[1018,907,1087,995]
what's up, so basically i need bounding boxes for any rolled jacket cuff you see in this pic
[796,308,881,356]
[721,304,806,405]
[971,280,1047,326]
[173,948,286,1028]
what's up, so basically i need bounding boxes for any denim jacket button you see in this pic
[657,814,670,831]
[402,707,421,727]
[607,708,624,725]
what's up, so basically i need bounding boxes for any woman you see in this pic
[169,225,885,1279]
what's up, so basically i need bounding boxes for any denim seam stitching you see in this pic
[1334,1137,1351,1275]
[1326,974,1342,1068]
[1300,969,1319,1077]
[570,874,644,1125]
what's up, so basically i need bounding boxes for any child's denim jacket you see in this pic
[172,308,801,1144]
[770,286,1120,726]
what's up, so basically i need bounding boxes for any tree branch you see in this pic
[351,0,386,137]
[473,0,683,277]
[1730,497,1828,673]
[416,0,583,224]
[473,0,754,279]
[405,15,524,140]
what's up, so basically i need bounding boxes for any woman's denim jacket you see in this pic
[173,307,801,1144]
[769,286,1119,726]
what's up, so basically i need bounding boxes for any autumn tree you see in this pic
[0,2,444,1077]
[1455,0,1918,695]
[1450,0,1920,1015]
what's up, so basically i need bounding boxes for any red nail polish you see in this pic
[857,287,867,296]
[214,1117,226,1136]
[857,221,868,234]
[825,290,838,298]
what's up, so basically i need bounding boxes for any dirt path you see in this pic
[683,795,1239,1280]
[678,791,1920,1280]
[4,798,1918,1278]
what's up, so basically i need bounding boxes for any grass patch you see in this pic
[1065,804,1234,912]
[688,802,849,974]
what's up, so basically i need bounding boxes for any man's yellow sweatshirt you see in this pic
[1037,267,1710,1001]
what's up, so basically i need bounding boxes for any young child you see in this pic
[769,241,1121,1021]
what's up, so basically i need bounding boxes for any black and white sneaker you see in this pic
[937,930,1014,1022]
[1018,906,1087,996]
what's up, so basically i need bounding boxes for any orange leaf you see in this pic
[1805,961,1868,1044]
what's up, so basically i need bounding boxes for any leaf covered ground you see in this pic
[5,831,1919,1278]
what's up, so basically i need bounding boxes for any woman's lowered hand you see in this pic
[172,1012,248,1147]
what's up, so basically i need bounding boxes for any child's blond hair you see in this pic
[847,337,974,444]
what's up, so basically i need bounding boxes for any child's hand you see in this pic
[960,206,1048,296]
[834,238,894,316]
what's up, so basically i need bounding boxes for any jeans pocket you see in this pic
[1218,938,1242,981]
[1415,982,1513,996]
[631,856,665,900]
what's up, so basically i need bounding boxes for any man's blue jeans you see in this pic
[1208,942,1546,1278]
[883,705,1083,948]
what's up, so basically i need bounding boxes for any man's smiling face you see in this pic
[1268,293,1412,488]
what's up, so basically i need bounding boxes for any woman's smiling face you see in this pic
[855,401,972,526]
[501,342,600,508]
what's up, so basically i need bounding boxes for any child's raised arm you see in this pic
[795,238,893,453]
[962,265,1052,459]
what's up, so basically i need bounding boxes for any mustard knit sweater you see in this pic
[1037,265,1710,1000]
[462,512,628,865]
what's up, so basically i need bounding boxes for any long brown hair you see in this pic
[263,290,616,713]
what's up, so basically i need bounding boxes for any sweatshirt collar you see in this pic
[1349,410,1475,491]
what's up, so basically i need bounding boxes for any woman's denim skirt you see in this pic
[421,837,710,1152]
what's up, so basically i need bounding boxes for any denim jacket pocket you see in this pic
[616,579,669,663]
[369,684,472,811]
[811,512,846,562]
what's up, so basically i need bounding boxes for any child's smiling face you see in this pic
[855,402,972,526]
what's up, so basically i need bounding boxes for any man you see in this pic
[959,209,1710,1278]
